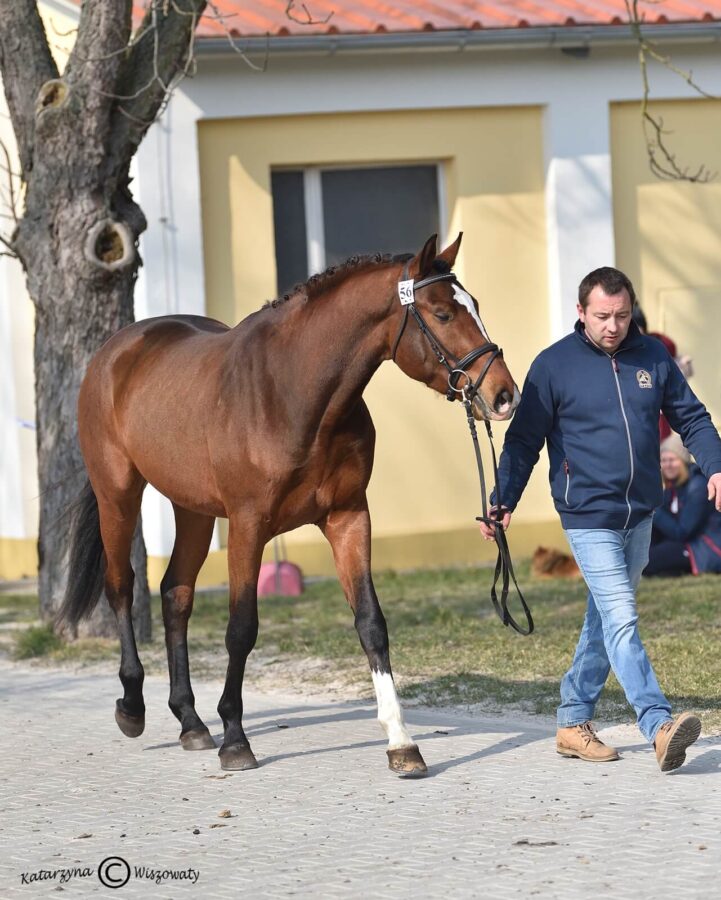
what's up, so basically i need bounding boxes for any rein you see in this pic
[392,265,534,636]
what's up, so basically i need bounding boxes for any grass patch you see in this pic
[14,624,62,659]
[4,563,721,731]
[0,593,39,625]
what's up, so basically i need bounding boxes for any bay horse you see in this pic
[59,233,519,775]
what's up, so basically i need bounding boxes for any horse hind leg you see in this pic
[161,505,216,751]
[95,475,147,739]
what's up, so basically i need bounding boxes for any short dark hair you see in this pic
[578,267,636,309]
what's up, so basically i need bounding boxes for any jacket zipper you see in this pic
[563,459,570,506]
[610,355,634,528]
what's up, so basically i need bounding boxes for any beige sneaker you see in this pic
[654,713,701,772]
[556,721,620,762]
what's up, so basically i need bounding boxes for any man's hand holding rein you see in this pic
[479,506,512,541]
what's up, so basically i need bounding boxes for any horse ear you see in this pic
[437,232,463,269]
[411,234,438,278]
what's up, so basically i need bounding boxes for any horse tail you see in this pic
[56,480,107,628]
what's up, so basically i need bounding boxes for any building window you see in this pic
[270,164,442,296]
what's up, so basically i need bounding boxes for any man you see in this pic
[480,267,721,772]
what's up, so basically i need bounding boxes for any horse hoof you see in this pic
[180,727,216,751]
[114,701,145,738]
[387,745,428,777]
[219,745,259,771]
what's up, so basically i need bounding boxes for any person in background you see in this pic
[632,305,694,440]
[645,433,721,577]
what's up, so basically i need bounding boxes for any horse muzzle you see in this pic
[471,384,520,421]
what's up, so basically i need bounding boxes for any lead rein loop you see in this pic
[396,264,533,636]
[464,392,535,637]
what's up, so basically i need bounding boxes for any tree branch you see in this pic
[109,0,207,164]
[0,231,15,250]
[0,230,23,266]
[627,0,716,183]
[59,0,133,166]
[0,0,58,178]
[286,0,334,26]
[0,137,20,224]
[65,0,133,95]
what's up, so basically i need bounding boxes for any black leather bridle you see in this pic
[391,264,534,636]
[391,265,503,407]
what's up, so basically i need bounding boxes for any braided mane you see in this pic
[263,253,451,310]
[263,253,397,309]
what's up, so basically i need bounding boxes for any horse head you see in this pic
[390,233,520,421]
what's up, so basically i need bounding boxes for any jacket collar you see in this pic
[573,319,645,355]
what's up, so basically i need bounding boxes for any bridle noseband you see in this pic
[390,263,534,636]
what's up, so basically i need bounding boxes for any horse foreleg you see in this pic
[322,506,427,776]
[216,517,263,771]
[161,506,216,751]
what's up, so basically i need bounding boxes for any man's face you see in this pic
[577,286,632,354]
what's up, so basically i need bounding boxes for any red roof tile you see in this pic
[171,0,721,38]
[83,2,715,39]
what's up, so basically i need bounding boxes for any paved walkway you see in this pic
[1,659,720,899]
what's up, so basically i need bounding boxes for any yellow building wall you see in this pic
[190,106,563,582]
[611,98,721,432]
[0,540,38,582]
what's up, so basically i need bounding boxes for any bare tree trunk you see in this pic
[0,0,208,640]
[23,179,151,639]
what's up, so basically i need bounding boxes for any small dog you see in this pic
[532,546,581,579]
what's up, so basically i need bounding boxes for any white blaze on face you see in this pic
[453,284,489,340]
[371,670,414,750]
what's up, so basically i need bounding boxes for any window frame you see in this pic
[271,161,447,279]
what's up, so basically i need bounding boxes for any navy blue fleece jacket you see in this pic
[491,320,721,530]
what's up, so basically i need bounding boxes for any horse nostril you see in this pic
[494,389,514,413]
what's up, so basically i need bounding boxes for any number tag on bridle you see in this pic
[397,280,415,306]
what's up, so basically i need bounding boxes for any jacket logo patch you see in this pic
[636,369,653,389]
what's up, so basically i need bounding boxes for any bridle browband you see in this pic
[391,263,534,636]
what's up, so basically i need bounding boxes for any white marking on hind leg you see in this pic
[371,670,414,750]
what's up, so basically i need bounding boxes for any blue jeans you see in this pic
[558,515,672,744]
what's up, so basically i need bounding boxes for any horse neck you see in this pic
[273,270,395,427]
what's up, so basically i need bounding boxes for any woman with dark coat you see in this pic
[646,433,721,576]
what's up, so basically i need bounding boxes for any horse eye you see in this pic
[434,311,452,323]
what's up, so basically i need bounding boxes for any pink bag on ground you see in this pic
[257,561,303,596]
[257,538,303,596]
